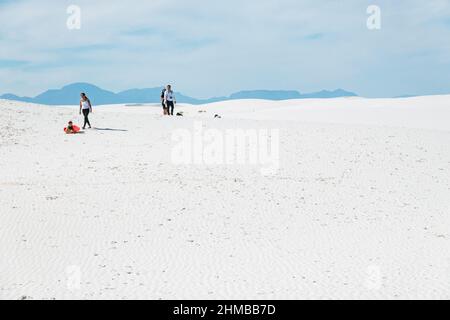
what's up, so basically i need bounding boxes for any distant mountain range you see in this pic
[0,83,357,106]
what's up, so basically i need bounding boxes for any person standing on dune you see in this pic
[79,92,93,129]
[164,85,176,116]
[161,87,168,115]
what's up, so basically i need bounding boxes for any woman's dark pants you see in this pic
[82,109,91,128]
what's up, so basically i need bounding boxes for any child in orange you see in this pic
[65,121,80,134]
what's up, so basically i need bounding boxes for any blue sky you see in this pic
[1,0,450,98]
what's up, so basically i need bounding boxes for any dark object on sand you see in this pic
[214,114,222,119]
[176,112,184,117]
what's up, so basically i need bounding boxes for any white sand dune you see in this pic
[1,96,449,300]
[180,95,450,131]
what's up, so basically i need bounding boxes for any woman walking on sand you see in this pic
[79,92,93,129]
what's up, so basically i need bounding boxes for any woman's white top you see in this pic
[81,99,90,109]
[164,90,175,102]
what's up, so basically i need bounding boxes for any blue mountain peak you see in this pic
[0,83,358,105]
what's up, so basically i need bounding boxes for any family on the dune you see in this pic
[161,84,177,116]
[65,85,176,134]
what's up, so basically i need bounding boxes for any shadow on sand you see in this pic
[93,128,128,132]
